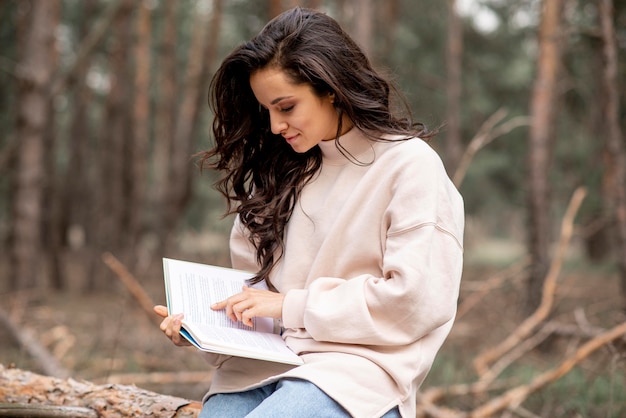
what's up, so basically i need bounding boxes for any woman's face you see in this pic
[250,67,340,153]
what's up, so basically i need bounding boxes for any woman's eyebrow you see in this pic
[270,96,293,105]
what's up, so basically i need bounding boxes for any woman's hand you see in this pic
[153,305,192,347]
[212,286,285,327]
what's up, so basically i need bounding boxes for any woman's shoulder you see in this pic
[374,135,444,166]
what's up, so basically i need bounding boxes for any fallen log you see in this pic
[0,403,97,417]
[0,364,202,418]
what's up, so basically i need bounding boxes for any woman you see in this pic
[155,7,464,418]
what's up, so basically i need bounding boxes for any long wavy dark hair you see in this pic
[199,7,435,289]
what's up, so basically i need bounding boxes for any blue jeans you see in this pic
[199,378,401,418]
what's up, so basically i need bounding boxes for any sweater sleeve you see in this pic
[282,143,464,346]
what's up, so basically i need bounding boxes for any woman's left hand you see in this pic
[212,286,285,327]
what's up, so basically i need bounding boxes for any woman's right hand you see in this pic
[154,305,192,347]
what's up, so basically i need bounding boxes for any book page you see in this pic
[183,322,302,365]
[164,258,274,334]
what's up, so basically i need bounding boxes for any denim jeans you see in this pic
[199,378,401,418]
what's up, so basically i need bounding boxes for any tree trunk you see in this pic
[526,0,565,314]
[445,0,463,175]
[0,365,201,418]
[88,0,134,291]
[128,0,152,255]
[352,0,373,57]
[151,0,179,254]
[63,0,97,255]
[381,0,400,61]
[598,0,626,310]
[10,0,59,290]
[42,0,63,290]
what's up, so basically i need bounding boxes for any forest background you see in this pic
[1,0,626,417]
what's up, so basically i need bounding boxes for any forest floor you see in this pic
[1,240,625,417]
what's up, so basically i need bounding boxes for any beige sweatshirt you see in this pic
[202,128,464,418]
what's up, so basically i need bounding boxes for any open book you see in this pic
[162,258,303,366]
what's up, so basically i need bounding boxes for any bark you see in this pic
[166,6,208,246]
[0,365,201,418]
[10,0,59,290]
[526,0,565,314]
[381,0,400,60]
[598,0,626,309]
[42,0,63,290]
[445,0,463,175]
[151,0,179,253]
[62,0,97,253]
[89,0,134,291]
[127,0,152,252]
[352,0,373,57]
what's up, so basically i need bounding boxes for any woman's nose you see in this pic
[270,113,287,135]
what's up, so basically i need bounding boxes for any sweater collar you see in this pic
[317,128,375,166]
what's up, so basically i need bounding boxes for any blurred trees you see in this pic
[0,0,624,308]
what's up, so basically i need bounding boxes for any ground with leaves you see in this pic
[1,244,625,417]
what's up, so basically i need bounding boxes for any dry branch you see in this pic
[457,258,528,319]
[0,307,70,379]
[469,319,626,417]
[102,252,160,325]
[473,187,587,376]
[418,378,515,412]
[0,364,201,418]
[453,108,530,187]
[475,322,556,389]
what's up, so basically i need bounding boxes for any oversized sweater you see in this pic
[201,128,465,418]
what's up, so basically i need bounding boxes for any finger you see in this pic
[211,299,227,310]
[163,313,182,337]
[154,305,169,318]
[225,301,238,322]
[241,308,255,327]
[233,303,243,322]
[171,314,184,344]
[233,299,254,323]
[160,315,172,332]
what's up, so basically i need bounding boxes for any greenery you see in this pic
[1,1,624,243]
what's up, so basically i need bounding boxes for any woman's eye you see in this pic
[280,105,294,113]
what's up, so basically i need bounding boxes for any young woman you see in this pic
[155,7,464,418]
